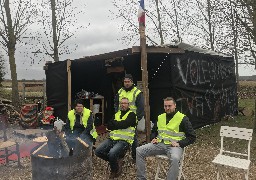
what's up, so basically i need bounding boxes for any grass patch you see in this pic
[195,98,256,161]
[0,87,12,100]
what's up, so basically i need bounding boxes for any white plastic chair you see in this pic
[155,148,186,180]
[212,126,253,180]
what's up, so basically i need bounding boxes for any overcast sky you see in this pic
[2,0,256,80]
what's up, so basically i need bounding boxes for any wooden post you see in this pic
[139,26,151,143]
[43,82,46,109]
[67,60,71,112]
[22,83,25,104]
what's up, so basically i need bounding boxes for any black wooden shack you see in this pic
[45,42,238,129]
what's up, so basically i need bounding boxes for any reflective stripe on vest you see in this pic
[157,111,185,144]
[68,108,98,139]
[157,135,179,142]
[110,110,136,144]
[158,130,185,137]
[118,87,141,113]
[109,133,134,140]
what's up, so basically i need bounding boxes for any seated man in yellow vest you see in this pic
[114,74,144,161]
[65,99,98,154]
[95,97,137,178]
[136,97,196,180]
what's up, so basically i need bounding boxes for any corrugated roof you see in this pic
[174,42,231,57]
[73,48,133,62]
[73,42,231,62]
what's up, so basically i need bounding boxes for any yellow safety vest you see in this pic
[68,108,98,139]
[109,110,136,144]
[118,87,141,113]
[157,111,185,144]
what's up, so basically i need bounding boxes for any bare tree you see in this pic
[50,0,59,62]
[154,0,164,45]
[235,0,256,68]
[0,53,6,85]
[0,0,36,106]
[111,0,255,72]
[230,1,240,84]
[31,0,87,62]
[111,0,157,45]
[190,0,220,51]
[111,0,187,46]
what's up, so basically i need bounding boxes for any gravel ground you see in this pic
[1,125,256,180]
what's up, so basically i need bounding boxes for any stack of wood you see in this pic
[0,98,19,125]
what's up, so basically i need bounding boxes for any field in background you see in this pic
[239,80,256,87]
[1,80,45,92]
[1,80,45,102]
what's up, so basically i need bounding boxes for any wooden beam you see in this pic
[67,60,71,112]
[77,137,89,148]
[139,26,151,143]
[37,154,53,158]
[32,142,47,155]
[132,46,185,54]
[106,66,124,74]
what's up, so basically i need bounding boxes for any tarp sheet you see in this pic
[149,52,237,128]
[45,61,68,121]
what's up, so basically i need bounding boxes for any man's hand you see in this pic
[151,138,158,144]
[171,141,180,147]
[107,120,115,130]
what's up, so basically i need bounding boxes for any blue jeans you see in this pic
[95,138,130,172]
[136,142,183,180]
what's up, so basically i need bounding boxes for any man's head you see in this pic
[123,74,134,89]
[74,99,84,113]
[163,97,176,114]
[119,97,130,111]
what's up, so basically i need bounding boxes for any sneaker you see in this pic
[109,158,124,179]
[116,158,124,177]
[132,158,136,164]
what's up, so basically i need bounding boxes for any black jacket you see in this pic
[65,111,94,137]
[107,108,137,130]
[151,111,196,148]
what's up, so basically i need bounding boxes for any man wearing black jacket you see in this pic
[65,99,98,155]
[114,74,144,161]
[95,97,137,178]
[136,97,196,180]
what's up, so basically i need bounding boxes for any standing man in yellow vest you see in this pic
[114,74,144,160]
[136,97,196,180]
[95,97,137,178]
[65,99,98,154]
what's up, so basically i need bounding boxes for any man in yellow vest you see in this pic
[65,99,98,154]
[136,97,196,180]
[95,97,137,178]
[114,74,144,161]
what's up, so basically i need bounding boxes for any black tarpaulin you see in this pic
[45,43,237,129]
[45,61,68,121]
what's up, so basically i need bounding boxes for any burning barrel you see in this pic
[31,137,92,180]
